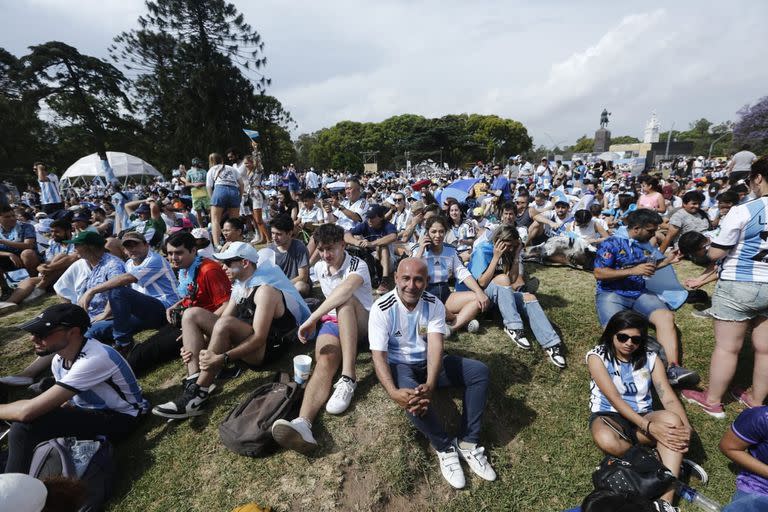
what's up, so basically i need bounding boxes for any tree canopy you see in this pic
[295,113,532,172]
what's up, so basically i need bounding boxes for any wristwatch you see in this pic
[222,352,230,366]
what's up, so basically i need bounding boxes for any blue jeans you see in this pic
[389,356,489,451]
[723,490,768,511]
[485,282,561,348]
[87,287,167,347]
[595,291,667,327]
[210,184,241,209]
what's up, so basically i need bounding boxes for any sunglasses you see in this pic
[221,258,244,267]
[616,332,643,345]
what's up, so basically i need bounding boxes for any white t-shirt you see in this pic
[314,251,373,316]
[731,150,757,173]
[53,339,148,416]
[53,259,90,303]
[334,197,369,231]
[125,250,180,308]
[369,289,446,364]
[298,206,325,225]
[206,164,241,189]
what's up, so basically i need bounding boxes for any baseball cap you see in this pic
[212,241,259,264]
[63,230,105,247]
[191,157,203,166]
[71,213,91,224]
[169,217,193,233]
[135,203,151,215]
[0,473,47,512]
[365,204,388,218]
[472,207,484,217]
[120,231,146,245]
[18,303,91,338]
[191,228,210,240]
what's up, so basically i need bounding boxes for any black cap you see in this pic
[18,303,91,337]
[365,204,388,219]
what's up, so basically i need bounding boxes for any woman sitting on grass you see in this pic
[412,215,489,334]
[587,310,692,506]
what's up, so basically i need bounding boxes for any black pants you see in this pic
[126,327,182,376]
[5,407,139,473]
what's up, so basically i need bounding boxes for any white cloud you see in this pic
[2,0,767,149]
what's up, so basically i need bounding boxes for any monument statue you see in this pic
[643,111,660,143]
[599,108,611,128]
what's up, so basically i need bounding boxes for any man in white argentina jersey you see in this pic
[1,303,146,473]
[34,162,63,214]
[368,257,496,489]
[271,223,372,454]
[80,231,179,353]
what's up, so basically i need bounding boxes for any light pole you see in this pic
[664,122,675,160]
[708,131,732,159]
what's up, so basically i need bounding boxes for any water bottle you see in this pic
[677,483,722,511]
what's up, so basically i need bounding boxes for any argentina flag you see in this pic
[242,128,260,139]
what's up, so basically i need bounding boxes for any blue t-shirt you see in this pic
[350,221,396,242]
[491,176,511,200]
[0,222,36,255]
[594,236,656,298]
[732,406,768,496]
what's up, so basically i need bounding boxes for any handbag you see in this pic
[592,445,676,500]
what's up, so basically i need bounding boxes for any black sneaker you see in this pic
[152,383,209,419]
[545,344,567,368]
[505,327,532,350]
[666,364,700,388]
[216,365,243,381]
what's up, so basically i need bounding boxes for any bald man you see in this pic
[368,258,497,489]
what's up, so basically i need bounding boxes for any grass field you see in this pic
[0,261,752,511]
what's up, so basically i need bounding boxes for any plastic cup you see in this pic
[293,355,312,384]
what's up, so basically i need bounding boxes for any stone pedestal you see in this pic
[594,128,611,152]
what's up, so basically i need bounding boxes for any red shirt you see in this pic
[181,258,231,312]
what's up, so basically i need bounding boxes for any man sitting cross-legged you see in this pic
[369,258,496,489]
[152,242,310,419]
[271,223,373,453]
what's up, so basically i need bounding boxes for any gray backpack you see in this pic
[218,372,303,457]
[29,436,115,512]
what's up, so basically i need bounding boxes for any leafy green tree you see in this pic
[110,0,282,170]
[568,135,594,154]
[19,41,131,156]
[611,135,640,145]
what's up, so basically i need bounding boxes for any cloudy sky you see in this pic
[2,0,766,148]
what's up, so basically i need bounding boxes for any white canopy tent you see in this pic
[60,151,162,187]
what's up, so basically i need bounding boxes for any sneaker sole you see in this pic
[151,407,205,419]
[730,389,759,408]
[271,423,318,455]
[548,356,567,369]
[682,395,725,419]
[325,401,352,415]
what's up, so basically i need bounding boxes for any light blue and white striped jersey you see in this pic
[53,339,148,417]
[587,344,657,414]
[712,197,768,282]
[412,243,472,284]
[126,250,180,307]
[45,239,75,262]
[369,289,446,365]
[38,173,61,204]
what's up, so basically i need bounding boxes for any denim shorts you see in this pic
[211,185,241,209]
[596,291,668,327]
[711,280,768,322]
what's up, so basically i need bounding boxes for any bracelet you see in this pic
[644,421,652,435]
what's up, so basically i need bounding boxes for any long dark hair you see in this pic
[599,310,649,370]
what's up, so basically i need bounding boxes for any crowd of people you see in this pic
[0,142,766,510]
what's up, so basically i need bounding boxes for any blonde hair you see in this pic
[208,153,224,167]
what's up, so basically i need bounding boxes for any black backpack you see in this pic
[218,372,303,457]
[346,246,383,288]
[28,436,115,512]
[592,445,676,500]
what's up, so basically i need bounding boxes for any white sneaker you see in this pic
[467,319,480,333]
[22,287,46,304]
[453,439,497,481]
[0,301,18,315]
[271,418,318,454]
[436,446,466,489]
[325,376,356,414]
